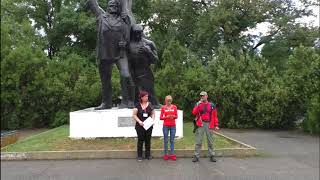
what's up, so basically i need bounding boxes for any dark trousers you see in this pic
[135,125,153,158]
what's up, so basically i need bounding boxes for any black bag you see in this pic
[193,119,198,133]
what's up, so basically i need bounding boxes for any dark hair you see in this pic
[139,91,149,102]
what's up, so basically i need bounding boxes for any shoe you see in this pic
[145,156,152,160]
[137,157,143,162]
[210,156,217,162]
[163,155,169,161]
[192,156,199,162]
[169,154,177,161]
[94,103,111,110]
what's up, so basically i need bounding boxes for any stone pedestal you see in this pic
[69,108,183,138]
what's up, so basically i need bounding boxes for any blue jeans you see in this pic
[163,126,176,155]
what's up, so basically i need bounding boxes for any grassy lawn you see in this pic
[1,123,241,152]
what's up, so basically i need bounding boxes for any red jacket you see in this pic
[192,102,219,129]
[160,105,178,126]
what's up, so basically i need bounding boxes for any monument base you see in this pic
[69,108,183,138]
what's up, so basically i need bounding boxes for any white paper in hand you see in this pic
[143,117,154,130]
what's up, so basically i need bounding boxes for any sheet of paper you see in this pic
[143,117,154,130]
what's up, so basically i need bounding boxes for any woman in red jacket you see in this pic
[160,95,178,160]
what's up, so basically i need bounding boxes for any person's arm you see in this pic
[132,108,143,126]
[141,39,158,64]
[209,108,219,130]
[192,103,199,116]
[151,109,155,119]
[173,106,178,119]
[147,41,158,64]
[86,0,105,18]
[151,110,155,122]
[160,107,166,120]
[213,108,219,130]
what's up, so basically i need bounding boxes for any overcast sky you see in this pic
[245,0,319,37]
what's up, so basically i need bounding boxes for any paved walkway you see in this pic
[220,129,319,168]
[2,129,319,180]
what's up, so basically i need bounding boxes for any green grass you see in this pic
[2,123,241,152]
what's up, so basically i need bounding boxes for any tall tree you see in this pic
[261,25,319,72]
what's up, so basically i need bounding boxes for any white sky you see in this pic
[242,1,319,50]
[245,0,319,37]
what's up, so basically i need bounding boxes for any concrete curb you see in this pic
[1,132,256,161]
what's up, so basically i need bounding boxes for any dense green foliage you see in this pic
[1,0,319,133]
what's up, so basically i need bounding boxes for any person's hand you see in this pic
[138,46,149,54]
[138,121,144,126]
[121,12,128,19]
[214,127,219,131]
[119,41,127,48]
[121,12,130,24]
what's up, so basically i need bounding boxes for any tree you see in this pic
[155,40,209,118]
[1,6,48,128]
[1,1,101,129]
[283,46,320,128]
[205,47,292,128]
[261,25,319,72]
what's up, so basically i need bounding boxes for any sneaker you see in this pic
[192,156,199,162]
[137,157,143,162]
[210,156,217,162]
[163,155,169,161]
[169,154,177,161]
[145,156,152,160]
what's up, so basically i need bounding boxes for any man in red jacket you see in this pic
[192,91,219,162]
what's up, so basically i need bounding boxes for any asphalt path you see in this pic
[2,129,319,180]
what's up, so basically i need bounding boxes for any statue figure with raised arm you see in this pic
[86,0,135,109]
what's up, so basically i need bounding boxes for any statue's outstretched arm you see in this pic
[86,0,105,17]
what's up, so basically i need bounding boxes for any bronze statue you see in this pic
[87,0,134,109]
[86,0,160,109]
[128,24,160,108]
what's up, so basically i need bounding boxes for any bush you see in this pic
[155,44,320,130]
[1,51,101,129]
[33,53,101,128]
[303,95,320,134]
[284,46,320,132]
[205,47,292,129]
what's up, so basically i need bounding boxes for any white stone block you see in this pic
[69,108,183,138]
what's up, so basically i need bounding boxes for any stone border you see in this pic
[1,132,256,161]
